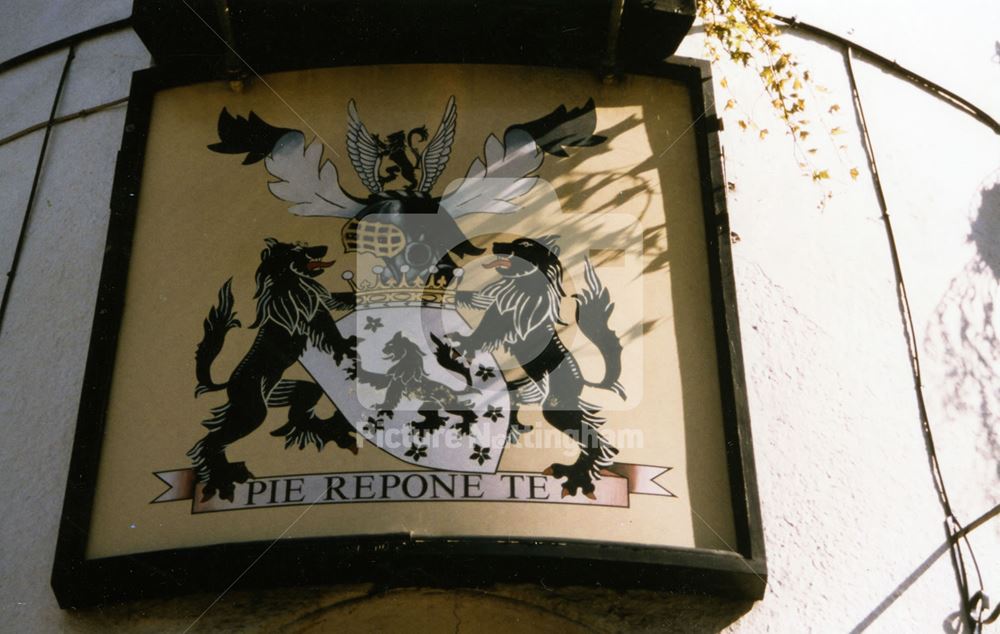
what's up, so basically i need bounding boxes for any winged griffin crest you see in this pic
[209,97,603,280]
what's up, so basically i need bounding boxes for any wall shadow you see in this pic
[640,90,743,551]
[923,178,1000,472]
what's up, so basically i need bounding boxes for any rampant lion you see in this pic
[356,331,480,437]
[188,238,359,502]
[448,236,625,498]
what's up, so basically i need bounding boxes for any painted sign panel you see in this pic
[54,62,764,605]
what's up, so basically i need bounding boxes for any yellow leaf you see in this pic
[793,79,803,90]
[799,130,810,140]
[828,104,841,113]
[738,119,748,130]
[725,99,735,110]
[759,129,769,139]
[720,77,729,88]
[831,127,846,135]
[812,169,830,181]
[850,167,860,180]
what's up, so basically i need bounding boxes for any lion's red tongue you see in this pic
[484,257,512,269]
[306,259,335,271]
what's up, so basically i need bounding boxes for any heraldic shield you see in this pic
[290,214,512,472]
[301,262,512,473]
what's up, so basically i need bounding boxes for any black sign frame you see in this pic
[51,55,766,607]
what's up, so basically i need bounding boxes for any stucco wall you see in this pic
[1,2,998,631]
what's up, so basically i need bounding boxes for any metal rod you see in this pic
[0,46,76,338]
[214,0,246,91]
[774,13,1000,136]
[845,45,988,633]
[0,18,130,76]
[601,0,627,83]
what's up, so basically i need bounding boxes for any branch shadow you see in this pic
[923,179,1000,472]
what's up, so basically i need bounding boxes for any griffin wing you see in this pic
[437,128,543,217]
[346,100,383,194]
[439,99,606,218]
[208,108,294,165]
[418,96,457,192]
[265,132,364,217]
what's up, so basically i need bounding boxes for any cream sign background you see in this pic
[86,64,736,558]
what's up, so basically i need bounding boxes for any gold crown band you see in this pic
[355,288,457,309]
[350,276,460,309]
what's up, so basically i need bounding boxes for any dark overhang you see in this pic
[132,0,695,78]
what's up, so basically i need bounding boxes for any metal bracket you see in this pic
[214,0,248,91]
[600,0,627,83]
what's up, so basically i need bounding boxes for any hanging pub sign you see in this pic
[52,42,765,605]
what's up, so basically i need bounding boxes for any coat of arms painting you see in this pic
[83,65,741,558]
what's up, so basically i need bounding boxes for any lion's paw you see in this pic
[328,427,359,455]
[444,332,474,361]
[412,414,446,437]
[201,461,254,503]
[344,360,358,380]
[450,411,478,436]
[271,421,316,450]
[542,463,597,500]
[333,336,360,366]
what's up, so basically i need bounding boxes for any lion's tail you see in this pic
[574,258,626,400]
[195,278,242,397]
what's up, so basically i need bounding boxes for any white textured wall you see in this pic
[1,3,997,631]
[674,6,1000,630]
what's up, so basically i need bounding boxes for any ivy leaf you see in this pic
[699,0,856,195]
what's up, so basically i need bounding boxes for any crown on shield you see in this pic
[339,218,463,310]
